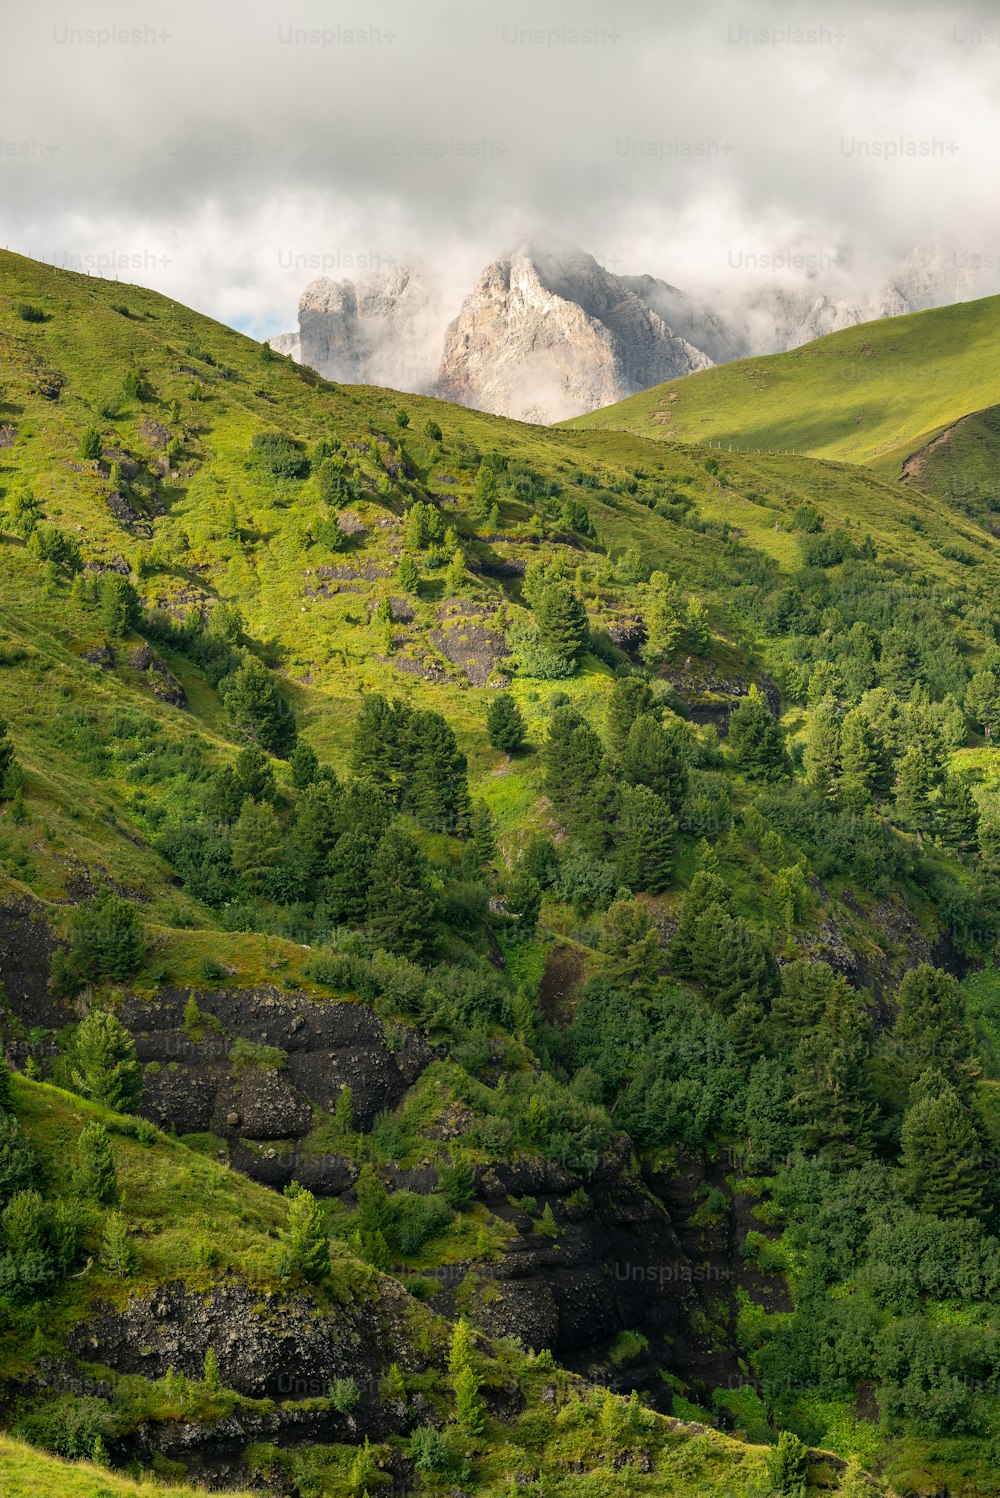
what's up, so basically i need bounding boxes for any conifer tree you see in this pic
[936,773,980,856]
[620,714,689,814]
[606,676,655,757]
[965,668,1000,737]
[290,738,320,790]
[726,686,788,782]
[76,1121,117,1204]
[840,706,887,800]
[470,463,496,519]
[616,783,674,893]
[893,745,936,835]
[670,866,735,976]
[100,1209,137,1277]
[231,798,284,889]
[397,554,420,594]
[599,899,660,990]
[366,827,436,959]
[901,1081,985,1217]
[276,1185,330,1282]
[404,710,472,834]
[486,692,526,754]
[73,1010,142,1114]
[534,580,588,668]
[803,698,842,798]
[892,964,978,1097]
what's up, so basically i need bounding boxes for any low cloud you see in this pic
[4,0,1000,335]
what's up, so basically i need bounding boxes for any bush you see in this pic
[248,430,310,480]
[16,303,47,322]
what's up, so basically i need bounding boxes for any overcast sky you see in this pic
[4,0,999,335]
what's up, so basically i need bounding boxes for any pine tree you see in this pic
[670,866,735,976]
[0,1113,34,1205]
[901,1082,985,1217]
[0,719,18,797]
[599,899,660,990]
[326,825,380,923]
[542,707,604,826]
[351,693,413,799]
[63,891,146,987]
[615,783,674,894]
[366,828,436,959]
[893,745,935,835]
[606,676,655,757]
[640,574,684,666]
[290,739,320,790]
[203,1346,222,1391]
[99,574,139,638]
[683,597,710,654]
[620,714,689,814]
[73,1010,142,1114]
[467,799,497,869]
[446,547,465,592]
[470,463,496,519]
[839,706,887,800]
[449,1315,476,1378]
[696,910,780,1014]
[222,657,296,757]
[790,984,874,1168]
[292,780,343,879]
[771,960,841,1045]
[76,1121,117,1204]
[79,427,102,461]
[397,554,420,594]
[231,799,284,890]
[726,687,788,782]
[403,710,472,834]
[534,580,588,667]
[276,1186,330,1282]
[893,964,978,1096]
[803,698,842,798]
[965,668,1000,737]
[233,744,277,802]
[936,773,980,856]
[486,692,526,754]
[99,1209,137,1277]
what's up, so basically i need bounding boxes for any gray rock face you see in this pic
[436,240,712,423]
[294,264,443,392]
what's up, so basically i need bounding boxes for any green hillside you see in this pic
[564,294,1000,478]
[3,248,1000,1496]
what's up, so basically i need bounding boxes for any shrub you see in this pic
[329,1376,359,1413]
[248,430,309,480]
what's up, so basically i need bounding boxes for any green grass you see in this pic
[0,1435,261,1497]
[565,292,1000,476]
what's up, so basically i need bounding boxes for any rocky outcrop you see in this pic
[119,985,432,1167]
[293,264,443,392]
[435,241,712,423]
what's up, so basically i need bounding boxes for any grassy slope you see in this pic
[1,248,998,927]
[563,294,1000,477]
[0,1436,260,1498]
